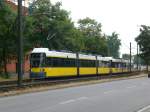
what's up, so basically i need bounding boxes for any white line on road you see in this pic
[104,90,114,94]
[60,97,88,105]
[60,99,75,104]
[137,105,150,112]
[126,86,136,89]
[76,97,88,101]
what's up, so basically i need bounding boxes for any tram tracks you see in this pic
[0,72,146,92]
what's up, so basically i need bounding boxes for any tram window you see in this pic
[52,58,60,67]
[31,53,42,58]
[31,60,40,67]
[46,58,52,66]
[111,62,115,67]
[79,60,96,67]
[112,62,120,68]
[98,61,102,67]
[114,63,117,68]
[119,63,122,68]
[123,63,127,68]
[101,61,110,67]
[46,57,76,67]
[30,53,46,67]
[101,62,104,67]
[63,58,76,67]
[118,63,121,68]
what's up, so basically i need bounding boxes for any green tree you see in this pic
[77,17,107,55]
[107,32,121,58]
[78,17,102,37]
[28,0,83,52]
[0,0,17,77]
[135,25,150,66]
[122,54,130,60]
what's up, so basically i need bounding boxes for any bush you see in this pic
[0,73,10,79]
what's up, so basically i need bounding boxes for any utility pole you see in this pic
[76,53,79,77]
[137,43,139,71]
[130,42,132,73]
[17,0,23,86]
[107,42,110,56]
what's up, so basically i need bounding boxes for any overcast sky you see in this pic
[52,0,150,56]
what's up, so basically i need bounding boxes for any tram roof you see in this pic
[32,48,97,60]
[31,48,129,63]
[32,48,76,59]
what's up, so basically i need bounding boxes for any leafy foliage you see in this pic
[77,17,108,55]
[27,0,84,52]
[135,25,150,64]
[122,54,130,60]
[107,32,121,58]
[0,0,17,76]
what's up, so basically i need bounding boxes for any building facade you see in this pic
[5,0,31,15]
[6,0,31,7]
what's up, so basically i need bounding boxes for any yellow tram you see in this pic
[30,48,129,78]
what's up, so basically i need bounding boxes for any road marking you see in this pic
[60,99,75,104]
[76,97,88,101]
[137,105,150,112]
[104,90,114,94]
[127,86,136,89]
[60,97,88,105]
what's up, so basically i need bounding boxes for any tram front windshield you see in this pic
[30,53,45,67]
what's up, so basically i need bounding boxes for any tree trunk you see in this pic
[2,39,8,78]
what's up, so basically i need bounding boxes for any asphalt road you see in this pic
[1,76,150,112]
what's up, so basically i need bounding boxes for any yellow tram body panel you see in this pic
[31,67,129,78]
[45,67,77,77]
[31,68,41,73]
[79,67,96,75]
[112,68,117,73]
[98,67,110,74]
[31,67,77,77]
[112,68,122,73]
[123,68,128,72]
[118,68,123,73]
